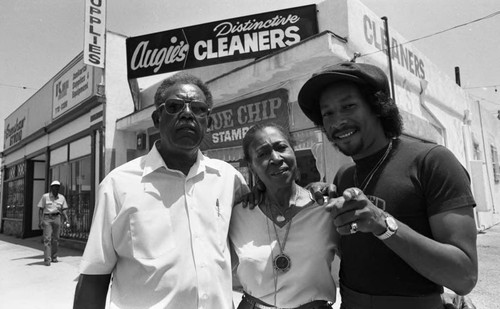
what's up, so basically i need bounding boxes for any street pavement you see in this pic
[1,223,499,309]
[0,234,81,309]
[468,224,500,309]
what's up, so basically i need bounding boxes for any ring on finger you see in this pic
[350,222,358,234]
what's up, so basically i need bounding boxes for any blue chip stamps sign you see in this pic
[126,5,317,79]
[201,89,289,150]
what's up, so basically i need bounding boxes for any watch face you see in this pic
[386,216,398,232]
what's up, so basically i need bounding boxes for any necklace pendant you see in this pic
[273,253,291,272]
[276,215,285,222]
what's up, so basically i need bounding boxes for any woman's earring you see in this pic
[254,177,266,206]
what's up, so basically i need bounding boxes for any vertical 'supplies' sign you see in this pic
[84,0,106,68]
[126,5,317,79]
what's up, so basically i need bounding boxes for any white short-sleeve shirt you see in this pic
[80,146,248,309]
[38,192,68,214]
[230,201,338,308]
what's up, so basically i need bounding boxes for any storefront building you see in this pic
[2,0,499,242]
[1,55,106,241]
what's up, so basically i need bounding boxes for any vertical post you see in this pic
[381,16,396,104]
[455,66,461,86]
[477,100,496,211]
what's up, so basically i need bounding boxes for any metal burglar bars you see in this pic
[2,163,26,220]
[60,192,91,241]
[53,156,92,241]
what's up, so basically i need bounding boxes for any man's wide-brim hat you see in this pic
[298,61,390,124]
[50,180,61,186]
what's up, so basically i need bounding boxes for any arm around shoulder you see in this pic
[73,274,111,309]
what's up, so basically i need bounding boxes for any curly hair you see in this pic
[154,72,213,107]
[314,84,403,138]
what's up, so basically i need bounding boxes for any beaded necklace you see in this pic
[353,140,393,191]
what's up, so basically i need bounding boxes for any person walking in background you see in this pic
[230,123,337,309]
[298,61,478,309]
[73,73,248,309]
[38,180,69,266]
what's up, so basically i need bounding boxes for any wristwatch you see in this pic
[376,213,398,240]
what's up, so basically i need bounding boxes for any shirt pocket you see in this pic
[214,199,231,254]
[129,209,175,259]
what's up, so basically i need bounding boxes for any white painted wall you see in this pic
[104,32,137,171]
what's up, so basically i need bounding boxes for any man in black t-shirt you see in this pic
[298,62,477,309]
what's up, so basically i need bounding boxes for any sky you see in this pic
[1,0,500,150]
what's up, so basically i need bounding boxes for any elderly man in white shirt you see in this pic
[38,180,69,266]
[73,73,248,309]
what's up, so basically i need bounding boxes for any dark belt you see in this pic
[241,293,332,309]
[43,213,60,217]
[340,283,442,309]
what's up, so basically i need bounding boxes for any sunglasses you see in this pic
[157,99,210,117]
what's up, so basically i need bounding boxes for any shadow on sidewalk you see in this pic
[0,234,83,258]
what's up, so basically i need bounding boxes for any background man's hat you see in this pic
[298,62,390,124]
[50,180,61,186]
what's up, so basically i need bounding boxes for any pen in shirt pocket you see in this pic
[216,198,221,217]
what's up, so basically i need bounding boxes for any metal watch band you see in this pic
[376,215,397,240]
[376,228,394,240]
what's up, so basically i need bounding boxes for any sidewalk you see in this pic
[467,223,500,309]
[0,234,82,309]
[1,223,498,309]
[0,234,258,308]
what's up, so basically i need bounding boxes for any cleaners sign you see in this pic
[201,89,289,150]
[126,5,317,79]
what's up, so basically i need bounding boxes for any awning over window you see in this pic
[202,129,324,162]
[203,146,244,162]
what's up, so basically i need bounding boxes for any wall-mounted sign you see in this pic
[84,0,106,68]
[348,1,427,80]
[201,89,289,150]
[53,59,94,119]
[4,116,26,148]
[362,14,426,79]
[126,5,317,79]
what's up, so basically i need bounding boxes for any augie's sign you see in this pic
[126,5,317,79]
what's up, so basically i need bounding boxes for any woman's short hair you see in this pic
[242,123,293,163]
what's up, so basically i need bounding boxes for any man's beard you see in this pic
[329,139,362,157]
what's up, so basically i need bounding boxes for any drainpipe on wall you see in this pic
[418,79,448,146]
[97,75,106,182]
[456,67,472,169]
[477,99,496,212]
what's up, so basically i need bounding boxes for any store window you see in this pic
[3,162,26,219]
[50,163,70,191]
[50,155,92,240]
[295,149,321,187]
